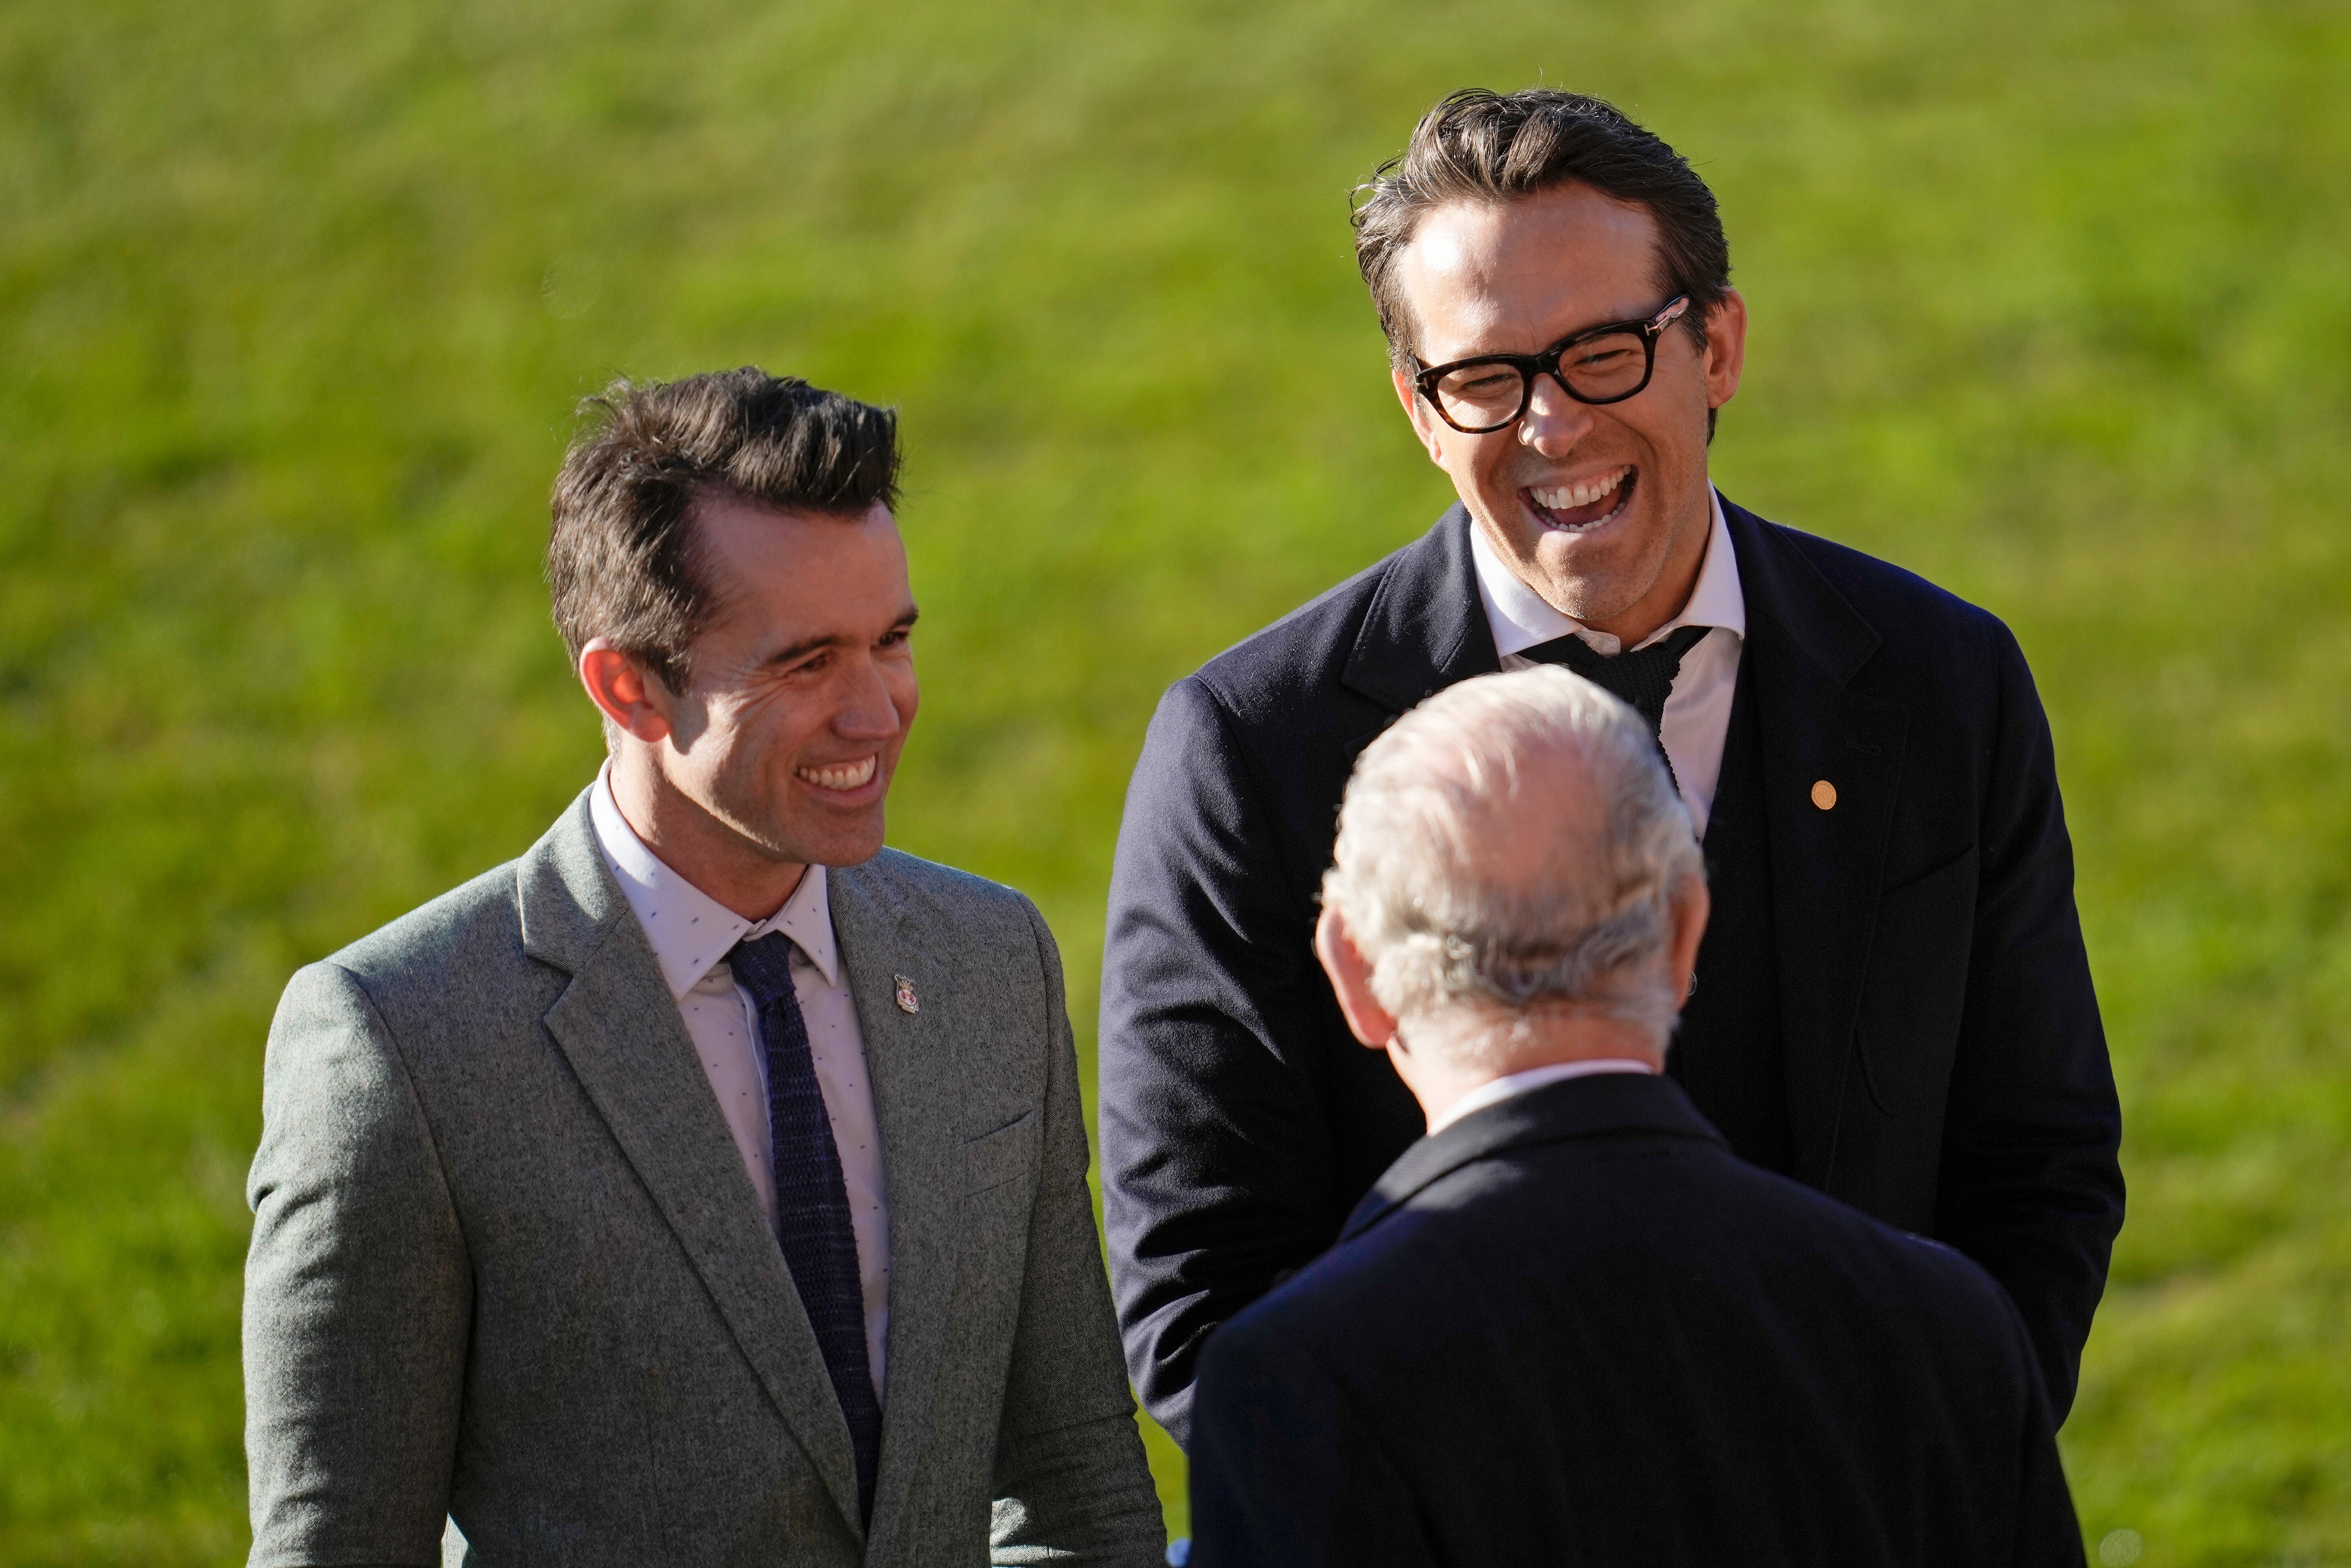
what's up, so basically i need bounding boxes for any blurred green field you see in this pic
[2,0,2347,1562]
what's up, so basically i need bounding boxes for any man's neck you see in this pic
[1389,1013,1665,1133]
[608,752,806,922]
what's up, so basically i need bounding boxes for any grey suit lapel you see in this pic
[828,859,963,1568]
[515,791,866,1539]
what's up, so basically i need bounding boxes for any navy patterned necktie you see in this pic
[728,932,882,1524]
[1520,623,1711,787]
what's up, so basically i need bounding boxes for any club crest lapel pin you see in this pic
[892,974,920,1015]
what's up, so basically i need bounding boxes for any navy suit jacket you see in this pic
[1187,1073,2087,1568]
[1101,498,2124,1443]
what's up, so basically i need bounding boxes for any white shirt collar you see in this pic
[587,764,841,1000]
[1470,487,1746,660]
[1426,1057,1658,1134]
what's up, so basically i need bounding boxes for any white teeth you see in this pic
[796,755,878,791]
[1530,467,1630,513]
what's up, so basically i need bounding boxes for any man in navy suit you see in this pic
[1101,88,2123,1445]
[1185,668,2085,1567]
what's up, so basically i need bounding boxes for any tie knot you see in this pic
[1520,623,1709,730]
[728,932,800,1010]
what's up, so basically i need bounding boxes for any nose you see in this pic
[1518,373,1593,457]
[833,653,909,740]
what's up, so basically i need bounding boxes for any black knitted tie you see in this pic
[1520,623,1710,783]
[728,932,883,1524]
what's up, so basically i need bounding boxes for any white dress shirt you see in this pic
[588,768,892,1396]
[1471,488,1748,839]
[1427,1058,1658,1134]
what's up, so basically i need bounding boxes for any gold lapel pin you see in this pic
[892,974,920,1015]
[1811,779,1838,811]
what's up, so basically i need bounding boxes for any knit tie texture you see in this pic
[728,931,883,1523]
[1521,623,1710,787]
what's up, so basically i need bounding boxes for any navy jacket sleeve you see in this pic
[1099,677,1344,1446]
[1996,1282,2090,1568]
[1937,621,2123,1419]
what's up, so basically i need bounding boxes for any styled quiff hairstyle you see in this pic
[547,367,900,694]
[1352,89,1732,373]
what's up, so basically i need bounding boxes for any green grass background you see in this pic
[2,0,2346,1561]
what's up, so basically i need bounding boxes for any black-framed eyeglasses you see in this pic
[1412,295,1690,434]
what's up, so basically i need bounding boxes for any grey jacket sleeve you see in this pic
[244,960,471,1568]
[988,904,1167,1567]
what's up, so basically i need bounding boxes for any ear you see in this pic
[1390,363,1447,466]
[1702,288,1747,413]
[1664,871,1712,1008]
[1316,905,1400,1049]
[579,637,675,744]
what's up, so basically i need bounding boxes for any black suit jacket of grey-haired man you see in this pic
[1187,1071,2086,1568]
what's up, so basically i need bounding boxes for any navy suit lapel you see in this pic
[1332,498,1909,1196]
[1720,499,1910,1194]
[1337,505,1501,742]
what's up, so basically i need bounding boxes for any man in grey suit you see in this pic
[243,368,1165,1567]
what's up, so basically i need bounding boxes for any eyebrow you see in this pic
[759,604,920,669]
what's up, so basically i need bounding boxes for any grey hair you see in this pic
[1320,666,1704,1058]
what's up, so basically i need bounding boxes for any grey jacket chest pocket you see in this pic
[1855,845,1979,1117]
[962,1110,1039,1196]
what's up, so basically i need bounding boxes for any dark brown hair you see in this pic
[1353,89,1733,371]
[547,367,900,692]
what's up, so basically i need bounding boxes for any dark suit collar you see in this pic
[1343,1073,1725,1241]
[1328,491,1911,1199]
[1717,493,1881,688]
[1338,503,1501,715]
[1335,493,1879,714]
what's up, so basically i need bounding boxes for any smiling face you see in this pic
[1390,182,1746,643]
[673,491,918,862]
[585,490,918,917]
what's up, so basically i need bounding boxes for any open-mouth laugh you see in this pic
[1526,465,1635,533]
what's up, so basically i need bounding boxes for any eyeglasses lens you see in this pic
[1432,364,1527,432]
[1558,331,1650,400]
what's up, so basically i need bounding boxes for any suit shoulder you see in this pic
[1217,1196,1467,1358]
[319,859,527,998]
[1184,535,1418,721]
[859,846,1031,911]
[1873,1222,2030,1326]
[852,848,1041,940]
[1722,1155,2026,1333]
[1766,519,2016,656]
[269,859,539,1086]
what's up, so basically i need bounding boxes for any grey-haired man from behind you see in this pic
[1186,667,2084,1568]
[242,368,1164,1567]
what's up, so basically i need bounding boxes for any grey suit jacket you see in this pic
[243,790,1164,1567]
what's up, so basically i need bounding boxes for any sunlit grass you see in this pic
[1,0,2346,1561]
